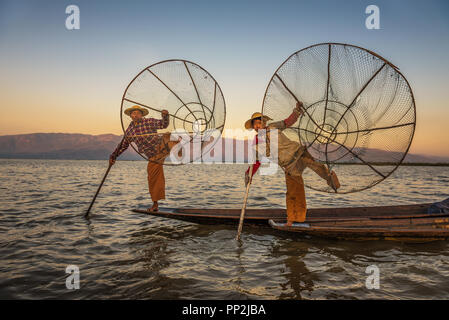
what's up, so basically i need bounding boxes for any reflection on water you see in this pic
[0,159,448,299]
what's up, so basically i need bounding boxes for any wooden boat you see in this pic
[133,202,449,241]
[268,216,449,242]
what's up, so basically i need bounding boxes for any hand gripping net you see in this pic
[262,43,416,193]
[121,59,226,165]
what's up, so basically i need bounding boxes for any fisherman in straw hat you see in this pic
[110,105,179,212]
[244,101,340,226]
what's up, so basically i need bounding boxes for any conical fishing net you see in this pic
[121,59,226,165]
[262,43,416,193]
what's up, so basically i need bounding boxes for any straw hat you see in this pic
[124,105,149,117]
[244,112,272,130]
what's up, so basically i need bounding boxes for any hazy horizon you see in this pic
[1,130,449,160]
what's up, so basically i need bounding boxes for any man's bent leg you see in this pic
[285,172,307,223]
[301,151,340,190]
[301,151,331,181]
[147,161,165,202]
[162,133,182,156]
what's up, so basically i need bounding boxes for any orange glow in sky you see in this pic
[0,0,448,157]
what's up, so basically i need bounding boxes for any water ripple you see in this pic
[0,159,448,299]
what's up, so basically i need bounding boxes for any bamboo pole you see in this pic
[236,164,254,240]
[84,163,113,218]
[85,138,125,218]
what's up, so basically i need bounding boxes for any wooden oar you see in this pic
[84,163,113,218]
[85,137,125,218]
[236,164,254,240]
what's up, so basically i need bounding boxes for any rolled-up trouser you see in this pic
[147,161,165,202]
[284,150,332,222]
[145,136,171,202]
[145,133,182,202]
[285,149,332,183]
[285,172,307,223]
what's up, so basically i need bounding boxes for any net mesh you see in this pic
[121,60,226,165]
[262,43,416,193]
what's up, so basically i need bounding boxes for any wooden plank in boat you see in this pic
[172,203,431,218]
[133,203,433,223]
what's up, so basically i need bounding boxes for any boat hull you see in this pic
[268,217,449,242]
[133,202,449,241]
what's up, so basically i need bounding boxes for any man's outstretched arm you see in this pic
[284,101,304,127]
[142,110,169,131]
[109,138,130,165]
[268,101,304,130]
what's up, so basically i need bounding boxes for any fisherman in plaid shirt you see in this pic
[110,105,176,212]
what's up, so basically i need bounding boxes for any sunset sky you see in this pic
[0,0,448,156]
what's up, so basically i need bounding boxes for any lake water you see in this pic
[0,159,448,299]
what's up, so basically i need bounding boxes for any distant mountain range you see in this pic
[0,133,448,164]
[0,133,140,160]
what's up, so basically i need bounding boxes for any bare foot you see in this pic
[328,170,341,191]
[147,202,159,213]
[285,221,293,227]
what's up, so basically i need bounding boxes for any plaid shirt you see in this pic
[111,113,169,160]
